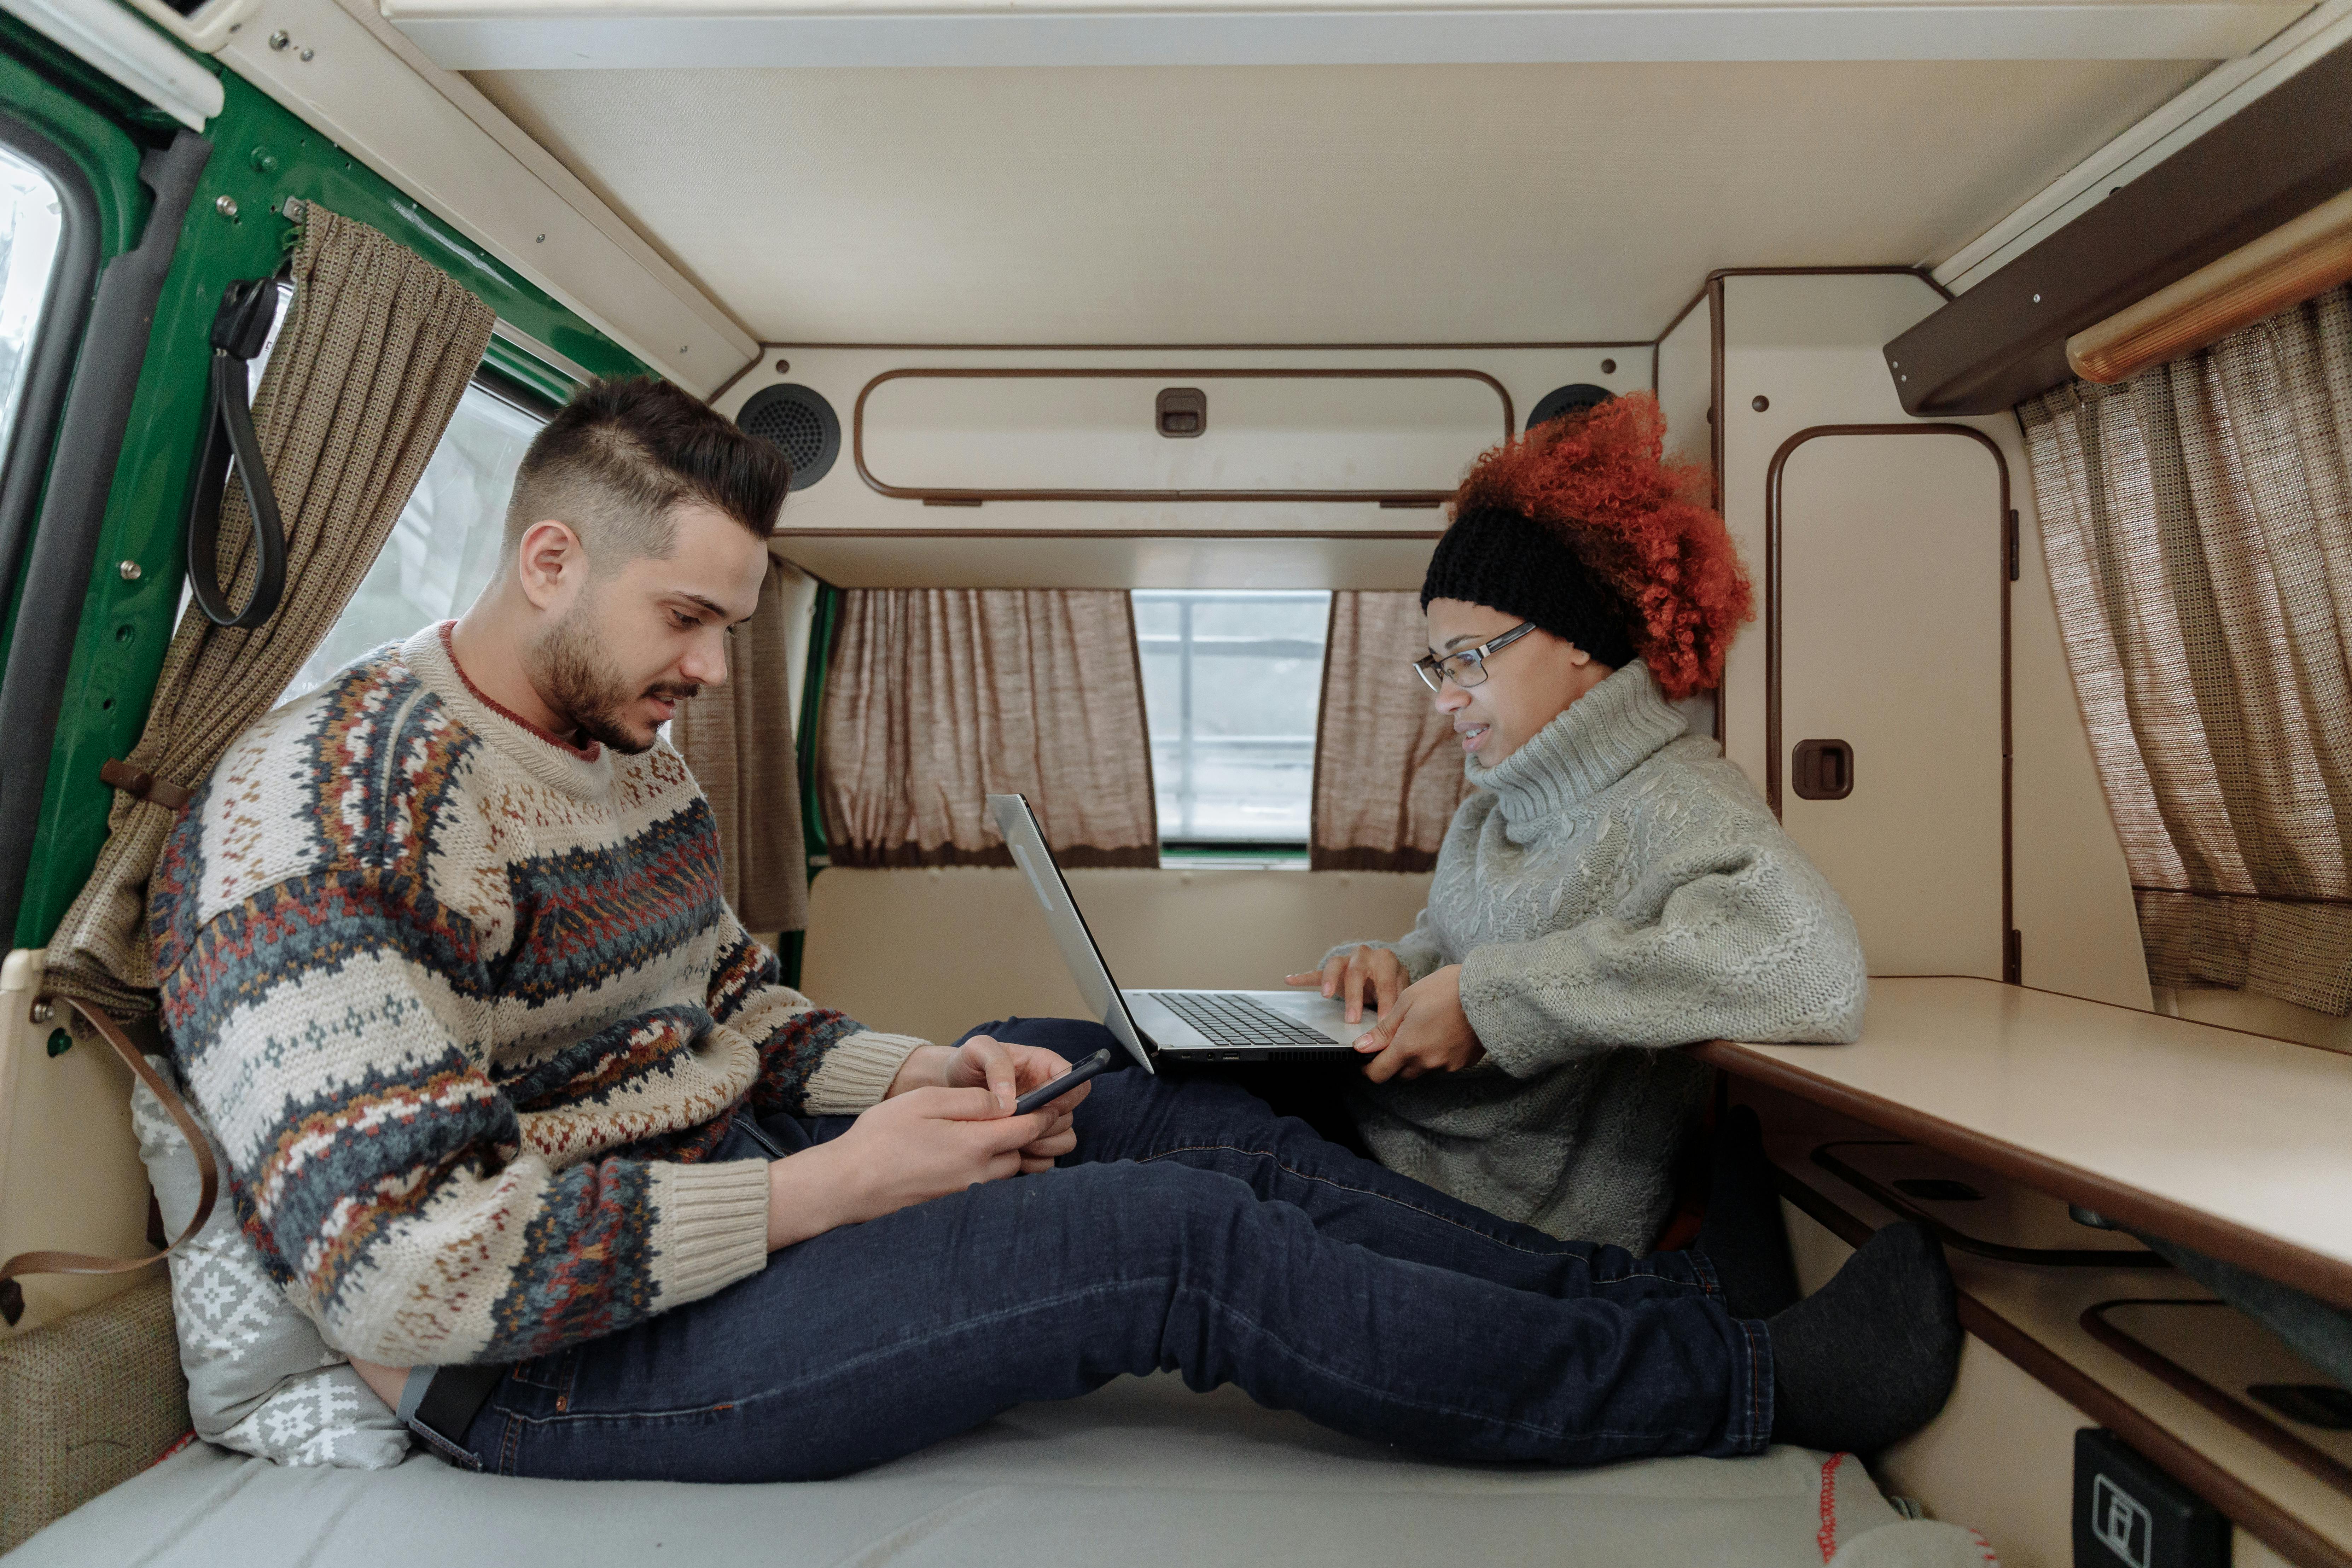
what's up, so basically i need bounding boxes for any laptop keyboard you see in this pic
[1144,992,1343,1049]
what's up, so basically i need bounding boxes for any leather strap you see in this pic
[0,997,218,1327]
[182,278,287,631]
[98,758,193,812]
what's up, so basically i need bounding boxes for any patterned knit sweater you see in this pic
[1326,661,1867,1250]
[151,624,925,1368]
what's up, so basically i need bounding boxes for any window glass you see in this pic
[0,143,65,474]
[1135,590,1331,849]
[281,379,546,703]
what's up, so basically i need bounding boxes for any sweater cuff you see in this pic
[801,1030,929,1114]
[648,1157,771,1307]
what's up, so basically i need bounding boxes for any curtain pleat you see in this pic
[816,589,1158,868]
[2023,283,2352,1012]
[673,556,810,934]
[42,203,495,1017]
[1309,591,1473,872]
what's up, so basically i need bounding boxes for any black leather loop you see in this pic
[183,278,286,630]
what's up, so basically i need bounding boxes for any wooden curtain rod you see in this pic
[2067,184,2352,384]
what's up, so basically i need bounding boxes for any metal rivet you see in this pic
[299,47,314,60]
[46,1028,72,1058]
[215,194,239,220]
[268,28,290,48]
[1751,395,1769,412]
[1599,358,1616,374]
[250,146,280,175]
[535,233,546,243]
[1900,374,1908,382]
[774,359,790,374]
[118,559,141,581]
[29,1000,53,1024]
[679,345,689,354]
[2032,293,2042,304]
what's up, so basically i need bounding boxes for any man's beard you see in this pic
[534,604,700,755]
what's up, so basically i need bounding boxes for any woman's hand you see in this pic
[767,1086,1063,1250]
[889,1036,1088,1170]
[1352,964,1485,1083]
[1286,943,1409,1024]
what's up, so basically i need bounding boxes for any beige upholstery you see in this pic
[0,1278,188,1553]
[10,1372,1924,1566]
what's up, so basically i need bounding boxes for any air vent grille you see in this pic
[736,383,840,491]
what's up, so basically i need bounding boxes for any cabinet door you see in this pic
[1775,430,2008,978]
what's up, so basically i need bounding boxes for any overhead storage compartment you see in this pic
[855,369,1513,500]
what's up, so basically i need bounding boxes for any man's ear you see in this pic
[1562,641,1593,668]
[515,519,586,611]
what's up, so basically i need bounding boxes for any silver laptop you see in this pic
[988,793,1378,1071]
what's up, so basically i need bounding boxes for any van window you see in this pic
[281,377,547,703]
[0,142,64,476]
[1135,589,1331,851]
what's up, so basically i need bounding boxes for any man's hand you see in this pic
[887,1036,1089,1170]
[1286,944,1409,1024]
[1352,964,1484,1084]
[766,1086,1063,1250]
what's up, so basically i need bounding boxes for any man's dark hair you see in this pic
[503,377,790,565]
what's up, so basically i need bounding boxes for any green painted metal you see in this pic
[784,583,841,987]
[2,30,651,948]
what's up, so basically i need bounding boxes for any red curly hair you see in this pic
[1447,392,1751,701]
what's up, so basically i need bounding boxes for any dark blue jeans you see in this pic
[436,1018,1770,1479]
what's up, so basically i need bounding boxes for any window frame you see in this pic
[1133,588,1331,863]
[0,110,99,639]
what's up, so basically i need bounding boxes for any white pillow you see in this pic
[129,1055,410,1468]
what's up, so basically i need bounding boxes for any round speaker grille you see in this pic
[1526,383,1615,431]
[736,383,840,491]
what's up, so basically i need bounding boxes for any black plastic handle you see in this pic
[183,278,286,630]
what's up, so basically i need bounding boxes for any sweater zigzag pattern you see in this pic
[152,625,923,1368]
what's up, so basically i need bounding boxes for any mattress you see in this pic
[7,1371,1944,1566]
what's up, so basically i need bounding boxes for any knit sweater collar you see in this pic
[1466,659,1688,828]
[406,623,615,801]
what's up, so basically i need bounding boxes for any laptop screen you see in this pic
[986,793,1156,1074]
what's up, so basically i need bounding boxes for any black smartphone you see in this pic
[1014,1048,1116,1115]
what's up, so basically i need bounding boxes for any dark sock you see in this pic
[1768,1222,1962,1454]
[1695,1104,1801,1321]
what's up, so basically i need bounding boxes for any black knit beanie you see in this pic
[1419,507,1637,668]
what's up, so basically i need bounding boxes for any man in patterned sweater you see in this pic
[153,377,1957,1480]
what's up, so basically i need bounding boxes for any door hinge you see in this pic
[2005,928,2022,985]
[2007,509,2021,582]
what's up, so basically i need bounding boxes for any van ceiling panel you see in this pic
[860,370,1509,497]
[395,2,2294,72]
[467,60,2212,343]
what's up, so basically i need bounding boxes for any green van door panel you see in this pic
[0,25,650,950]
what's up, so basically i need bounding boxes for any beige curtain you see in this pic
[817,590,1159,868]
[673,556,809,934]
[2022,283,2352,1013]
[1311,591,1474,871]
[42,203,495,1018]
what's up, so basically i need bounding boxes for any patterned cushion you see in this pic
[129,1058,409,1468]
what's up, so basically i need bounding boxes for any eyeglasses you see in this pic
[1410,622,1537,692]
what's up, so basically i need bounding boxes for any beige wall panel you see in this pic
[801,867,1431,1047]
[731,344,1640,548]
[1716,271,2146,1004]
[2155,985,2352,1057]
[0,952,155,1338]
[2009,471,2153,1009]
[772,532,1440,591]
[1654,295,1712,473]
[861,372,1508,493]
[1778,433,2007,978]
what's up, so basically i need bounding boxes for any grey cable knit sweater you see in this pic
[1326,660,1867,1251]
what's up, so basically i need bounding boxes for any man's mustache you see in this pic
[646,683,702,702]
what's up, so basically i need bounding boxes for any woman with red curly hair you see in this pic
[1296,394,1869,1259]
